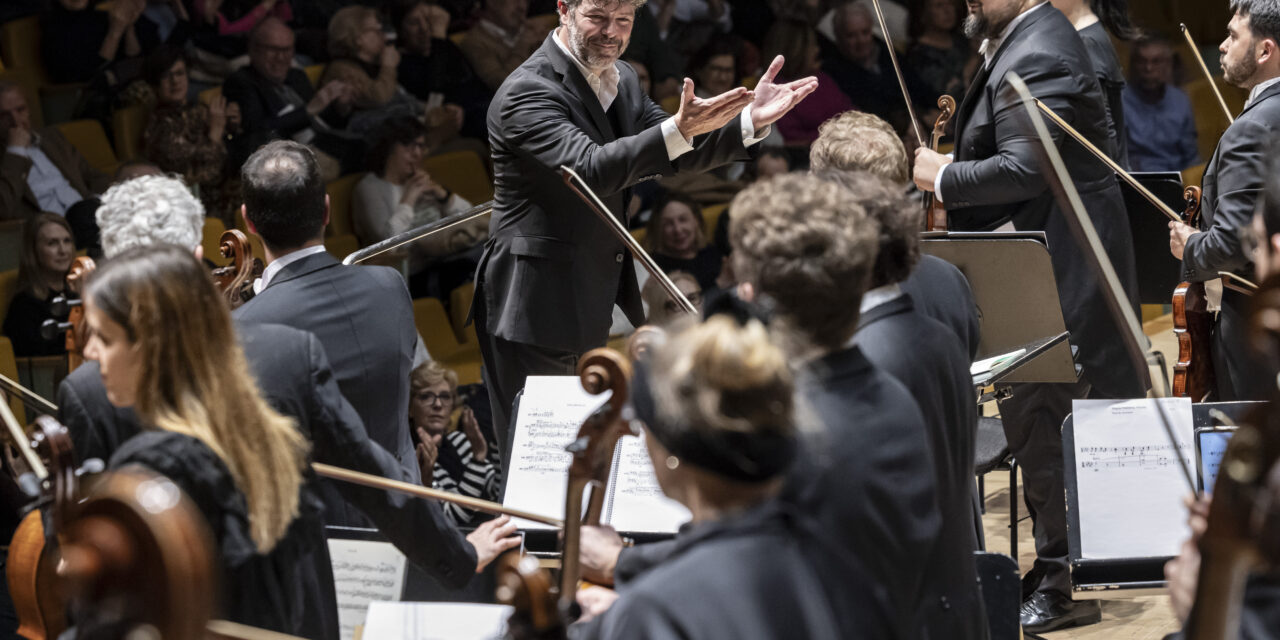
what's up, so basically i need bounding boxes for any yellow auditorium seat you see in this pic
[324,173,366,238]
[198,85,222,106]
[111,105,146,162]
[324,233,360,262]
[304,64,326,89]
[55,119,118,175]
[0,337,25,426]
[422,150,493,205]
[701,203,728,239]
[413,297,468,361]
[1183,76,1247,163]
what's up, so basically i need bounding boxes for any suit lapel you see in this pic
[262,251,341,291]
[542,33,615,141]
[955,5,1052,156]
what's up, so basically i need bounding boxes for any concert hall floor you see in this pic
[976,311,1182,638]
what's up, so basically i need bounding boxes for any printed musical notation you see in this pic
[1077,444,1189,472]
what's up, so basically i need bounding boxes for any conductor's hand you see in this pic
[467,515,522,573]
[1169,220,1199,261]
[913,147,951,193]
[578,524,624,586]
[672,78,753,140]
[576,585,620,623]
[747,55,818,129]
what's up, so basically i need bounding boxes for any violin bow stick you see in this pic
[560,166,698,315]
[343,202,494,265]
[1008,73,1200,496]
[0,372,60,416]
[0,383,49,481]
[311,463,564,527]
[1182,23,1235,124]
[1033,99,1182,222]
[869,0,926,147]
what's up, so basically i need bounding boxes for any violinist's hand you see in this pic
[1170,220,1199,261]
[672,79,754,140]
[579,524,624,586]
[1164,494,1211,623]
[747,55,818,129]
[913,147,951,193]
[466,515,521,573]
[576,585,620,623]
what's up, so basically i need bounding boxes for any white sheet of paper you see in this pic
[327,539,407,640]
[1072,397,1194,559]
[502,376,611,529]
[606,432,691,533]
[361,602,512,640]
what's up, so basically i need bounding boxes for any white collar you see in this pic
[253,245,328,294]
[979,1,1050,67]
[1247,76,1280,108]
[552,27,620,111]
[859,283,903,314]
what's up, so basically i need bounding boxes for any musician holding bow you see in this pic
[1167,0,1280,402]
[911,0,1144,631]
[473,0,819,456]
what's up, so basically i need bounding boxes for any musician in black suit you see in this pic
[474,0,818,452]
[815,169,986,640]
[1168,0,1280,402]
[912,0,1145,631]
[58,174,519,594]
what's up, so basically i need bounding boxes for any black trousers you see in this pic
[473,299,578,474]
[1213,289,1273,401]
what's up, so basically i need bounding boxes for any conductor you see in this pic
[473,0,818,452]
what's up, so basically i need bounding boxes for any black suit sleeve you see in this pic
[224,73,313,140]
[941,52,1077,208]
[1183,117,1273,279]
[56,374,111,465]
[300,332,479,587]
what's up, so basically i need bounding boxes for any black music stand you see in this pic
[1061,401,1265,597]
[1120,171,1186,305]
[922,232,1080,385]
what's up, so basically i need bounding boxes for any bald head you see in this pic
[833,2,875,63]
[249,17,296,84]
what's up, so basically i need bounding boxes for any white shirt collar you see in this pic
[859,283,904,314]
[253,245,328,294]
[552,27,620,111]
[1247,76,1280,108]
[979,1,1050,67]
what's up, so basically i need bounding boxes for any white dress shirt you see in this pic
[1247,76,1280,108]
[6,132,84,215]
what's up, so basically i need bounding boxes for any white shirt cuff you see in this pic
[742,108,768,146]
[933,154,954,204]
[6,146,30,157]
[661,117,694,161]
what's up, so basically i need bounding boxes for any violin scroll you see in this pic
[211,230,262,309]
[925,95,956,231]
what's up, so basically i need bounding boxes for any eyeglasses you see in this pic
[415,391,452,406]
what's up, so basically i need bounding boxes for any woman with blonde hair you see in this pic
[4,212,75,357]
[82,244,324,637]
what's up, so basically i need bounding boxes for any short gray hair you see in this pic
[97,175,205,258]
[562,0,647,14]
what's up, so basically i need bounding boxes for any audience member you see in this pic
[626,58,654,97]
[193,0,291,36]
[112,159,164,184]
[764,21,852,145]
[222,18,357,178]
[353,116,483,297]
[0,82,110,227]
[650,0,733,58]
[1123,35,1199,172]
[392,0,493,144]
[140,45,235,222]
[821,2,921,133]
[320,6,426,135]
[3,213,74,357]
[460,0,545,91]
[40,0,144,84]
[619,1,686,100]
[905,0,975,115]
[712,148,792,256]
[640,270,703,325]
[645,192,728,292]
[687,37,741,99]
[410,361,501,526]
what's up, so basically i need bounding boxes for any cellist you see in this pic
[1167,0,1280,402]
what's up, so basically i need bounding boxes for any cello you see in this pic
[210,230,262,310]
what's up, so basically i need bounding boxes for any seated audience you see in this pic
[649,0,733,58]
[645,192,728,292]
[410,361,501,526]
[194,0,291,36]
[459,0,544,92]
[1123,35,1200,172]
[905,0,975,117]
[641,270,703,326]
[352,116,483,297]
[4,213,75,357]
[319,6,431,136]
[687,37,741,99]
[392,0,493,144]
[820,2,924,134]
[222,18,357,178]
[140,45,235,222]
[764,21,852,146]
[40,0,144,84]
[0,82,111,226]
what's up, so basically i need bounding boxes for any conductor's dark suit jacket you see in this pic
[56,323,478,594]
[854,293,986,640]
[233,251,422,525]
[942,5,1144,397]
[477,33,755,354]
[1181,82,1280,400]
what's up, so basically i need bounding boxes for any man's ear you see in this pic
[323,194,331,228]
[193,245,204,261]
[737,281,756,302]
[557,0,569,25]
[242,204,257,234]
[1260,37,1279,65]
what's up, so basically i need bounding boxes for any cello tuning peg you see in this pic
[76,458,106,477]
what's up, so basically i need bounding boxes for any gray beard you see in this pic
[963,13,986,39]
[567,22,622,70]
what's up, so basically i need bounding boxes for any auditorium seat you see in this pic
[701,203,727,239]
[0,220,23,272]
[0,337,24,426]
[324,173,366,238]
[413,296,470,360]
[323,233,360,262]
[1182,162,1206,190]
[55,119,118,175]
[303,64,325,89]
[1183,76,1247,163]
[422,150,493,205]
[448,281,478,345]
[202,218,229,267]
[111,104,145,162]
[0,268,18,330]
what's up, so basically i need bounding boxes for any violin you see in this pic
[38,257,96,374]
[925,96,956,232]
[210,230,263,310]
[1173,187,1218,401]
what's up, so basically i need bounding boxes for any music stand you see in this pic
[1120,171,1186,305]
[922,232,1080,384]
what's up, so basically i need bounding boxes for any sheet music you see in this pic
[605,432,691,533]
[501,376,611,529]
[361,602,511,640]
[1197,429,1236,494]
[1072,398,1194,559]
[327,539,407,640]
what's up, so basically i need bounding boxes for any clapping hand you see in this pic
[672,79,754,140]
[747,55,818,129]
[459,407,488,462]
[415,426,439,479]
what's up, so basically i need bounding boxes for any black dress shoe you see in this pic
[1020,591,1102,633]
[1020,564,1046,601]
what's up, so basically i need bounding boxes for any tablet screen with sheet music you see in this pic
[1195,427,1237,495]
